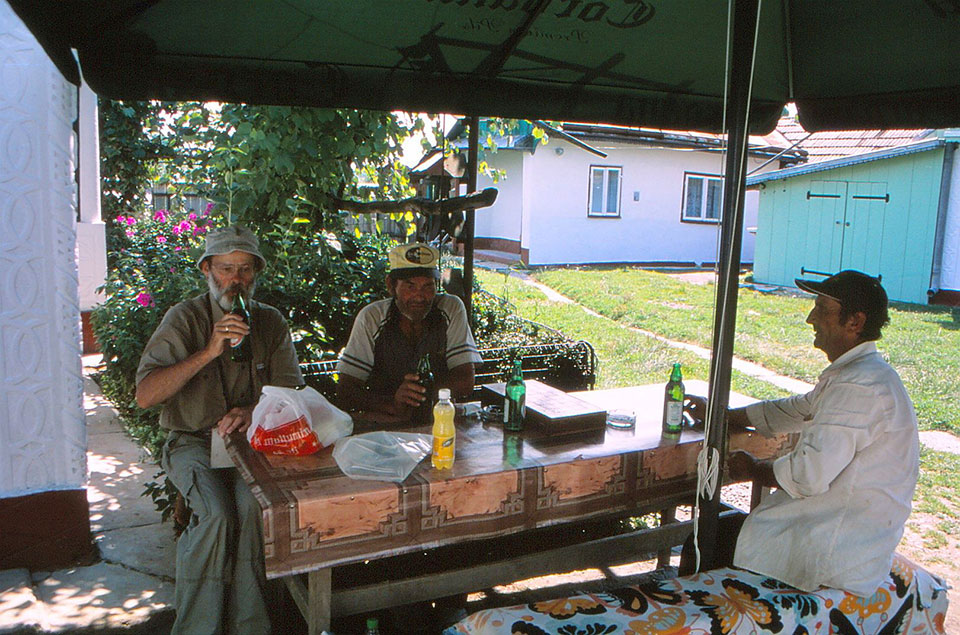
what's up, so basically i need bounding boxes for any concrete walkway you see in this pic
[0,358,176,634]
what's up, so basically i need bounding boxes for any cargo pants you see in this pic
[161,430,270,635]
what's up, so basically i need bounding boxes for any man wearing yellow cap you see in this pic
[337,242,481,418]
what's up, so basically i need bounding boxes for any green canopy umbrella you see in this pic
[10,0,959,571]
[9,0,960,133]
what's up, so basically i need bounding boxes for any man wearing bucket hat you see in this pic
[337,241,481,418]
[683,270,918,596]
[136,225,303,634]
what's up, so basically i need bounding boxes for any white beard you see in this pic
[207,273,256,311]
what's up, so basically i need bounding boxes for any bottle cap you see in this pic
[438,388,451,400]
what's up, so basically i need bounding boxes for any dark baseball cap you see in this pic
[795,270,888,315]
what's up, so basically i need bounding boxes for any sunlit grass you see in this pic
[476,265,960,528]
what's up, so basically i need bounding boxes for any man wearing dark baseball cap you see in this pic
[136,225,302,633]
[685,270,918,597]
[337,241,481,418]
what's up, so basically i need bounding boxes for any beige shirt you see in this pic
[137,293,303,432]
[735,341,918,595]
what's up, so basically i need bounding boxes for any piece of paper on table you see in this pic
[210,431,233,468]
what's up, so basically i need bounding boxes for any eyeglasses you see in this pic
[211,263,257,277]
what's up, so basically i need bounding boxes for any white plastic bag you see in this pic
[248,385,353,455]
[332,431,432,482]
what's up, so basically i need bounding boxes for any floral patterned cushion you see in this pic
[445,553,949,634]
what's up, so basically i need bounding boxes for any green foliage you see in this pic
[93,102,576,520]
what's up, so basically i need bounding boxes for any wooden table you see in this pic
[226,380,794,633]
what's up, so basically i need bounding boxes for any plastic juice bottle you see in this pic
[431,388,456,469]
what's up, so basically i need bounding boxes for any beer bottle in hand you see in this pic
[662,362,684,435]
[230,294,252,363]
[504,359,526,432]
[414,353,435,424]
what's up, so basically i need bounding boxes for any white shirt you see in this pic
[734,341,919,596]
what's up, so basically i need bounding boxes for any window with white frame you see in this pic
[588,166,622,217]
[682,173,723,222]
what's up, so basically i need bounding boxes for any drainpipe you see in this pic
[928,142,955,298]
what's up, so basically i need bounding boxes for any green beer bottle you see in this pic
[230,293,252,363]
[662,362,684,435]
[413,353,436,425]
[504,360,526,432]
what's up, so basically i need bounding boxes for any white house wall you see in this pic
[940,146,960,293]
[0,2,86,497]
[476,138,767,266]
[474,149,524,242]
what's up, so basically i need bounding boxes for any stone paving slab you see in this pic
[30,563,174,634]
[96,525,176,581]
[0,569,43,634]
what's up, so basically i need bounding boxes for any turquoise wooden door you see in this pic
[839,181,890,274]
[802,180,846,276]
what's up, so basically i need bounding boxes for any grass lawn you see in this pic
[474,265,960,537]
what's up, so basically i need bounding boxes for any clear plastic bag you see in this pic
[248,385,353,455]
[332,431,432,482]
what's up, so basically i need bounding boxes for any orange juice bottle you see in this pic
[431,388,456,469]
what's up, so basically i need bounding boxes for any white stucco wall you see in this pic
[0,1,87,497]
[77,81,106,311]
[939,146,960,292]
[474,149,524,243]
[477,137,768,267]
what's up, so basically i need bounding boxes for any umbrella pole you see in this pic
[698,0,761,571]
[463,115,480,328]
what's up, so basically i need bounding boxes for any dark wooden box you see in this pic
[480,380,607,437]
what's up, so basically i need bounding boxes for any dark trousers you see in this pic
[679,512,747,576]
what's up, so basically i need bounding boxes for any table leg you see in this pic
[307,568,332,635]
[657,507,676,568]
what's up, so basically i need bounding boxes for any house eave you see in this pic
[746,139,945,185]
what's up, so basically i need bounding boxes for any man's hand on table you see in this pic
[682,396,755,433]
[217,405,255,438]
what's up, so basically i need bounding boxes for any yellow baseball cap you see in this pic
[387,242,440,279]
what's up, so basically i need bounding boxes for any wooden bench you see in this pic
[445,552,950,634]
[298,340,597,401]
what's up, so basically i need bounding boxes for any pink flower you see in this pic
[169,267,176,273]
[125,229,135,238]
[205,202,215,214]
[188,213,197,220]
[135,292,153,307]
[153,209,167,222]
[126,217,136,226]
[174,246,182,251]
[157,236,167,243]
[115,215,125,224]
[171,225,182,235]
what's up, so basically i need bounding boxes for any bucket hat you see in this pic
[197,225,266,271]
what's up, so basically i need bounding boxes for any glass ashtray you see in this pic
[606,409,636,429]
[480,404,504,424]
